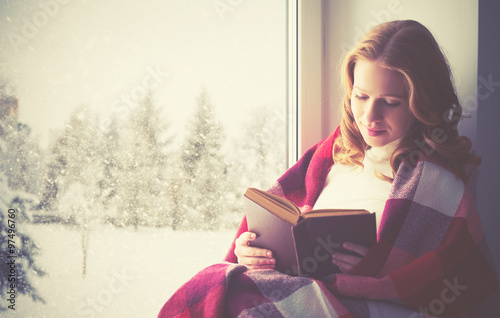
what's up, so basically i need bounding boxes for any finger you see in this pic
[239,256,276,267]
[236,232,257,247]
[342,242,370,256]
[247,264,276,270]
[335,263,351,273]
[332,252,362,267]
[236,245,273,259]
[331,257,354,273]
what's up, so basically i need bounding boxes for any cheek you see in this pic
[390,108,414,133]
[350,100,362,120]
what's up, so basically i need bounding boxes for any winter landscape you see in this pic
[0,1,287,316]
[0,86,286,317]
[3,224,235,318]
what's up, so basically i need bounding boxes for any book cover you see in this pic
[244,195,301,275]
[292,213,376,278]
[244,187,377,279]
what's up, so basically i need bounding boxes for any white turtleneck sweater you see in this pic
[313,139,399,231]
[312,139,425,316]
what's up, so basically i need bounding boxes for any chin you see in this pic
[362,135,391,148]
[367,141,388,148]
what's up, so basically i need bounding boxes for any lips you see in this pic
[364,125,386,137]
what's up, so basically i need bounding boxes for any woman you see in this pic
[159,20,499,317]
[234,19,479,273]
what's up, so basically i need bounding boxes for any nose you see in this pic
[362,100,383,124]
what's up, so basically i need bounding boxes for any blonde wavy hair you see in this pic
[333,20,480,182]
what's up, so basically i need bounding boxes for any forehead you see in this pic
[353,59,407,97]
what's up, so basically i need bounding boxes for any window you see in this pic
[3,1,496,316]
[301,0,498,275]
[0,0,289,316]
[300,0,479,150]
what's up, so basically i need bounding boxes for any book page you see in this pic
[302,209,370,219]
[244,188,301,218]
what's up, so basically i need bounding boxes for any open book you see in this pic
[244,187,377,279]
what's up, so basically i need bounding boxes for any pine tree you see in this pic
[47,107,101,278]
[0,121,42,196]
[0,90,45,310]
[0,81,43,209]
[236,105,286,190]
[181,89,228,231]
[50,107,101,225]
[166,159,186,231]
[117,92,172,229]
[0,172,46,311]
[219,105,287,229]
[39,132,67,214]
[96,115,122,225]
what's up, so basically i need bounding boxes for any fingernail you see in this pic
[266,251,272,258]
[251,233,256,239]
[270,258,276,264]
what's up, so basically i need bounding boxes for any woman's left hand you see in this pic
[331,242,370,273]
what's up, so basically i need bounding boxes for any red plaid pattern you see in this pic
[159,126,499,317]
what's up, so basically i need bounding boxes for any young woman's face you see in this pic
[351,59,414,148]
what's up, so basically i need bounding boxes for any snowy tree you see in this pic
[96,115,122,224]
[165,162,186,231]
[0,116,44,224]
[0,120,43,197]
[180,89,229,231]
[234,105,286,190]
[0,81,43,208]
[44,107,102,277]
[117,92,172,229]
[38,132,66,214]
[0,89,45,310]
[218,105,287,229]
[46,107,101,224]
[0,172,46,311]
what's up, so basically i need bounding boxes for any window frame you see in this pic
[288,0,333,165]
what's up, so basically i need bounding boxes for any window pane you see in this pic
[0,0,287,316]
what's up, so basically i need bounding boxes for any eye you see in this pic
[354,94,368,101]
[384,100,400,107]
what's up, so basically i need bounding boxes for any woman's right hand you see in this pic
[234,232,276,270]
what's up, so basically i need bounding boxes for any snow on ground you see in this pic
[5,223,235,318]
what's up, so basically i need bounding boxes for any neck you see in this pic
[368,138,402,161]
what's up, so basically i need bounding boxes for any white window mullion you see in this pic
[286,0,299,166]
[298,0,324,157]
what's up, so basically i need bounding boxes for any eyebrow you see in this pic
[353,86,406,99]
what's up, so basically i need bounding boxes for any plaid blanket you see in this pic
[159,127,499,317]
